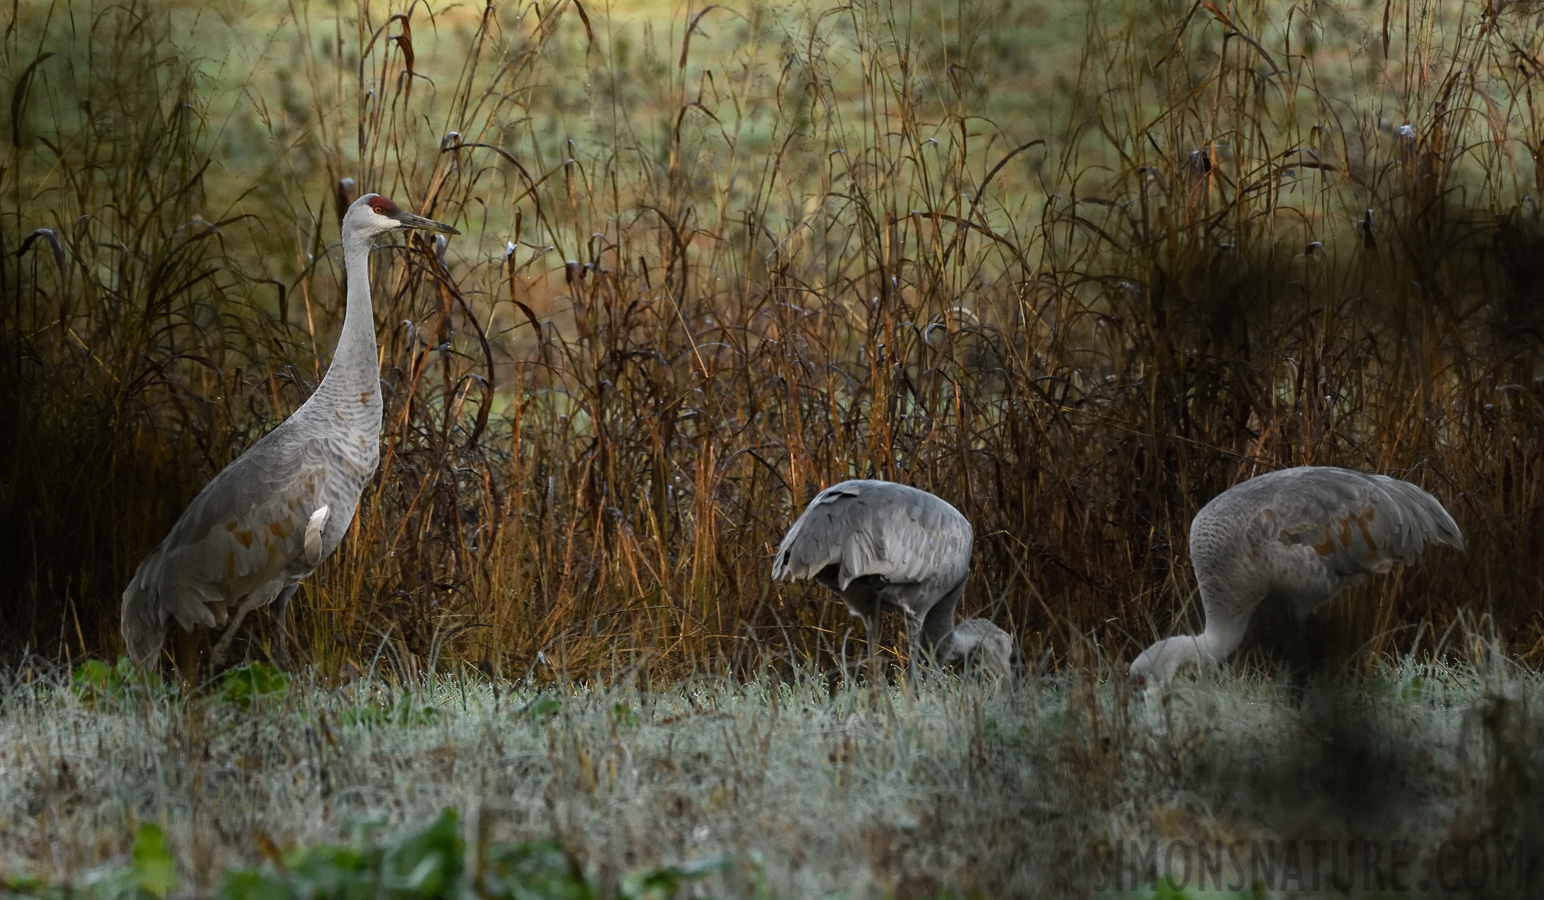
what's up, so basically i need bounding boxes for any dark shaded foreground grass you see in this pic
[3,656,1544,899]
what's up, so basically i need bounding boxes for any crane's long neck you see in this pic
[1195,584,1249,663]
[315,231,383,407]
[1192,627,1240,664]
[927,619,1013,678]
[1158,605,1247,675]
[929,625,975,666]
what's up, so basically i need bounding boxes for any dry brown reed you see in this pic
[2,0,1542,681]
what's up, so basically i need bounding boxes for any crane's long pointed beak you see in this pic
[396,211,459,236]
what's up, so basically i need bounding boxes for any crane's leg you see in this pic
[210,582,283,668]
[172,624,201,686]
[861,612,880,686]
[268,583,300,668]
[902,609,927,691]
[1285,615,1314,706]
[209,605,254,669]
[839,588,883,687]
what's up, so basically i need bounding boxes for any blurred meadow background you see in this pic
[7,0,1544,895]
[4,0,1539,677]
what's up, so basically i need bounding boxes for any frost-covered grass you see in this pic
[3,658,1543,898]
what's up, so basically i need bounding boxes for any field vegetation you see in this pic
[5,0,1544,894]
[3,656,1544,898]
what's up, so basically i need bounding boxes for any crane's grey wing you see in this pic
[772,480,972,588]
[122,427,330,655]
[1260,467,1463,569]
[772,482,862,582]
[1207,466,1463,617]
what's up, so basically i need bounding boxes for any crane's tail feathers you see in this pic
[771,517,836,584]
[122,546,227,667]
[1381,477,1465,555]
[304,505,330,566]
[121,562,169,668]
[770,543,793,581]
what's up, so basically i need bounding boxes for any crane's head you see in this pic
[938,618,1015,681]
[343,193,459,241]
[1128,635,1204,692]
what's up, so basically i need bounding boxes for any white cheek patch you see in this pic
[304,505,330,566]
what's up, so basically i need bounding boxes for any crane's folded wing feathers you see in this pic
[773,480,971,590]
[1252,468,1463,581]
[122,428,331,641]
[771,483,858,582]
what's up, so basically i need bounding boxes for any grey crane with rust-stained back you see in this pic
[1130,465,1465,685]
[121,193,458,669]
[772,479,1013,678]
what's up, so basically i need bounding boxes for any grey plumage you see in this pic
[1130,465,1465,685]
[773,479,1012,678]
[121,193,458,669]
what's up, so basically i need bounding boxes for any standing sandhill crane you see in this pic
[1129,466,1464,687]
[121,193,458,671]
[772,480,1013,679]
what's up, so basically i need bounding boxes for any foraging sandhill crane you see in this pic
[773,479,1013,679]
[121,194,458,670]
[1129,466,1464,686]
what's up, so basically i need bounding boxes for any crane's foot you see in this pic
[209,612,249,670]
[1282,617,1317,707]
[266,629,291,669]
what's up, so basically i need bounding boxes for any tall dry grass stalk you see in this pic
[2,0,1541,680]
